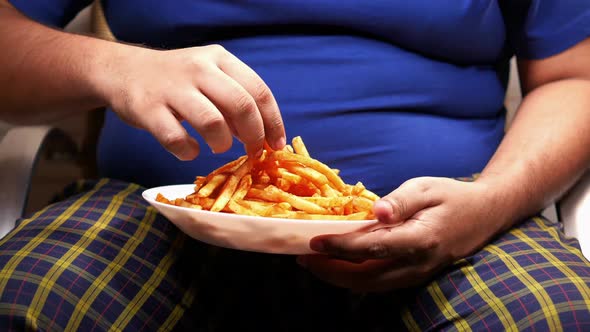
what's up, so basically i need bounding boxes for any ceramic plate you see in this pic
[142,184,378,254]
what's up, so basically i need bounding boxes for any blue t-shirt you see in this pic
[10,0,590,195]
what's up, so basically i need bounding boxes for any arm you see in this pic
[477,37,590,230]
[298,38,590,292]
[0,0,285,159]
[0,0,111,123]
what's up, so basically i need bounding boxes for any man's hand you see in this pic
[297,177,510,292]
[0,4,285,155]
[102,44,286,160]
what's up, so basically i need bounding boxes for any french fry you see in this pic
[185,193,200,204]
[227,200,259,216]
[276,168,304,185]
[277,202,292,210]
[352,196,374,212]
[361,189,380,201]
[289,182,320,197]
[252,183,270,190]
[207,155,247,179]
[157,135,380,220]
[320,183,341,197]
[240,200,276,207]
[301,196,353,208]
[245,187,266,200]
[275,178,292,192]
[255,172,271,185]
[197,173,227,198]
[237,200,289,216]
[211,160,252,212]
[272,150,346,191]
[155,193,173,204]
[284,164,329,189]
[351,182,366,195]
[194,176,207,192]
[292,136,310,157]
[231,174,252,201]
[343,199,354,215]
[261,204,292,217]
[187,197,213,209]
[178,201,202,209]
[273,211,369,220]
[248,186,328,214]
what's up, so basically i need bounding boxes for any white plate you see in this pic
[142,184,378,255]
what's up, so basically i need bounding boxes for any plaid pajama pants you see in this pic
[0,179,589,331]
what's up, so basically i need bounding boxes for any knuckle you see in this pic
[243,129,265,147]
[117,93,156,128]
[385,196,406,218]
[234,93,257,117]
[252,80,273,105]
[266,115,284,135]
[205,44,227,56]
[269,113,284,128]
[419,235,441,252]
[161,131,188,150]
[398,178,434,203]
[200,113,226,132]
[187,54,208,73]
[412,178,431,194]
[255,130,266,143]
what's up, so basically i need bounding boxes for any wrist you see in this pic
[86,39,150,109]
[46,32,118,110]
[474,172,535,231]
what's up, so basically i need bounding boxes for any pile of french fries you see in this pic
[156,136,380,220]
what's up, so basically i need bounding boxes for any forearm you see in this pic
[478,79,590,229]
[0,3,128,124]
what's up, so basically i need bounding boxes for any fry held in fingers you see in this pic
[156,136,380,220]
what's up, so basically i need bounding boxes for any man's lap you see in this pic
[0,179,196,331]
[0,179,588,331]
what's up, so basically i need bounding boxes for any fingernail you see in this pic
[310,240,325,252]
[272,136,286,150]
[296,256,308,268]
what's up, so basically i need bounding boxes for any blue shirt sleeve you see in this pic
[503,0,590,59]
[8,0,92,28]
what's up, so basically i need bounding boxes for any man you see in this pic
[1,1,590,330]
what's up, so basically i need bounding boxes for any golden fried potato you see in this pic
[157,136,379,220]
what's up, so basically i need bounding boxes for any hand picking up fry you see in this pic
[156,136,380,220]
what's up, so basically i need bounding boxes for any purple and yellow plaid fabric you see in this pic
[0,179,589,331]
[0,179,196,331]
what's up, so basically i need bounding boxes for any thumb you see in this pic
[373,178,439,224]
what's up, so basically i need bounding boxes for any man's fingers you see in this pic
[374,178,440,224]
[298,255,390,288]
[144,106,200,160]
[310,221,438,261]
[169,91,233,154]
[299,256,419,292]
[197,68,265,157]
[219,54,286,150]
